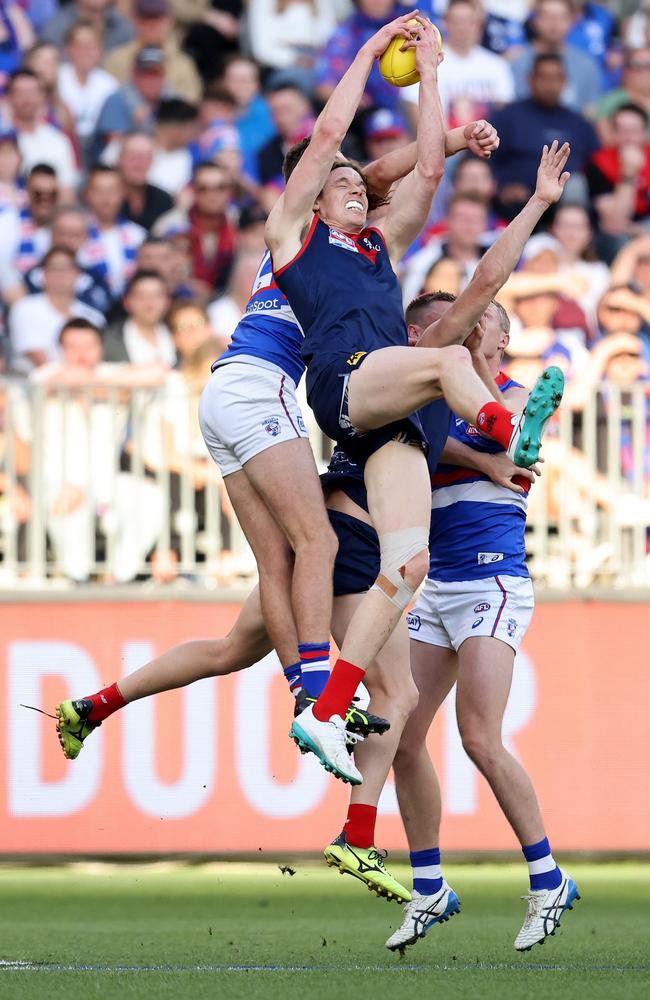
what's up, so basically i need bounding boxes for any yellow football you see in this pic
[379,19,442,88]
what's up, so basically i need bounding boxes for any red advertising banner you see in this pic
[1,600,648,853]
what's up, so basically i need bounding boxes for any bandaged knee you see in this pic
[372,527,429,611]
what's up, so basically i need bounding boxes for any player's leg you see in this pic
[323,593,418,902]
[455,634,580,950]
[56,587,272,760]
[387,635,461,950]
[347,345,564,467]
[241,437,338,696]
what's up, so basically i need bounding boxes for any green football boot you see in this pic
[56,699,100,760]
[507,366,565,468]
[324,832,411,903]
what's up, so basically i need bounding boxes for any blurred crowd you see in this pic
[0,0,649,586]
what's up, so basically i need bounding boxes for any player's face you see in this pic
[407,300,451,347]
[315,167,368,233]
[480,305,508,360]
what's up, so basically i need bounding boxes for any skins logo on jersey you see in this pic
[329,228,359,252]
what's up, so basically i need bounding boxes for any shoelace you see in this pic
[367,847,388,871]
[520,892,545,930]
[330,714,364,746]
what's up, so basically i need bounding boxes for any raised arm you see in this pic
[364,119,499,202]
[418,140,571,349]
[265,10,418,267]
[381,16,445,264]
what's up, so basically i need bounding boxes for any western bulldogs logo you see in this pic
[506,618,518,638]
[329,228,358,252]
[474,602,491,613]
[262,416,281,437]
[407,613,421,632]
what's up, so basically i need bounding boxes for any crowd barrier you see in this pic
[1,598,648,854]
[1,377,649,589]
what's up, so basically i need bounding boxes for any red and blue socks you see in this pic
[410,847,443,896]
[299,641,330,698]
[522,837,562,890]
[313,658,365,722]
[476,402,516,450]
[344,803,377,849]
[82,682,126,722]
[282,662,302,695]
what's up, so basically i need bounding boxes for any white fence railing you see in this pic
[1,377,648,589]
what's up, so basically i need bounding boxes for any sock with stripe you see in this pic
[344,803,377,849]
[82,682,127,722]
[475,401,516,450]
[522,837,562,890]
[410,847,443,896]
[313,658,365,722]
[282,662,302,695]
[298,641,330,697]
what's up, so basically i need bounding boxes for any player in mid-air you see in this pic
[383,295,580,954]
[266,11,566,784]
[55,74,500,757]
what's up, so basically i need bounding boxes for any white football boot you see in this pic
[514,869,581,951]
[385,882,461,951]
[289,704,363,785]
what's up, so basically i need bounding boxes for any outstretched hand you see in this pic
[534,140,571,206]
[401,14,443,72]
[481,452,542,496]
[364,9,420,59]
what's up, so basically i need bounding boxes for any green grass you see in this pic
[1,862,648,1000]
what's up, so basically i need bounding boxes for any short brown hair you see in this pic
[282,138,389,210]
[405,290,456,326]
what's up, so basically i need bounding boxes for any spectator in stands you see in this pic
[117,132,173,230]
[80,164,146,299]
[611,233,650,298]
[624,1,650,50]
[194,84,241,167]
[103,269,175,368]
[363,107,409,162]
[402,192,491,303]
[510,0,602,113]
[153,161,236,300]
[149,97,197,195]
[595,47,650,142]
[182,1,243,84]
[0,163,59,305]
[315,0,407,113]
[586,103,650,259]
[422,256,463,297]
[208,246,265,341]
[33,317,165,584]
[479,0,528,57]
[550,202,611,318]
[248,0,342,89]
[0,129,23,210]
[403,0,515,128]
[0,4,34,91]
[93,46,171,159]
[489,54,599,218]
[105,0,202,104]
[8,246,105,373]
[58,20,119,166]
[4,69,78,196]
[23,41,75,136]
[42,0,135,53]
[218,54,275,175]
[566,1,619,84]
[257,81,314,198]
[596,285,650,358]
[23,206,113,317]
[137,236,193,300]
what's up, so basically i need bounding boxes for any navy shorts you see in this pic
[308,353,428,463]
[329,509,379,597]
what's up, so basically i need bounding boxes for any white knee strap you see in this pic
[372,527,429,611]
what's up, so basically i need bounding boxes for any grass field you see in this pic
[1,861,648,1000]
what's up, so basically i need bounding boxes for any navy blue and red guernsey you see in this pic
[429,373,529,583]
[274,216,425,452]
[212,250,304,386]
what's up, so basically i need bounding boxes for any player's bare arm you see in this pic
[365,119,499,203]
[381,16,446,265]
[265,10,418,267]
[418,141,571,350]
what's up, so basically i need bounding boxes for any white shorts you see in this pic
[198,361,309,477]
[407,575,534,653]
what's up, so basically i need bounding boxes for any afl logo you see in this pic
[474,603,491,613]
